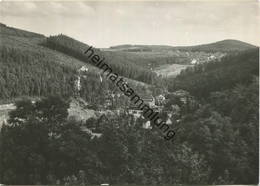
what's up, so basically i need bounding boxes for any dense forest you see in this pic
[0,46,148,105]
[0,80,258,184]
[175,39,257,52]
[169,49,259,98]
[0,46,75,100]
[44,35,157,84]
[0,47,258,185]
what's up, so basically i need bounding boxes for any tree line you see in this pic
[44,34,157,84]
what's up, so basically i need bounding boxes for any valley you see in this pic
[0,23,257,128]
[0,22,258,185]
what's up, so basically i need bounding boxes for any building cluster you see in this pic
[73,89,194,140]
[72,67,192,134]
[89,89,193,131]
[189,52,226,64]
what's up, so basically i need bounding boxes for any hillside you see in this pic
[168,48,259,98]
[0,23,44,38]
[0,23,152,100]
[0,25,96,70]
[43,34,157,84]
[108,39,257,53]
[0,23,155,84]
[175,39,258,52]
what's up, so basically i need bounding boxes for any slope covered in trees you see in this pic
[169,49,259,98]
[164,49,259,184]
[175,39,257,52]
[44,34,157,84]
[0,46,147,106]
[0,24,151,103]
[0,46,76,99]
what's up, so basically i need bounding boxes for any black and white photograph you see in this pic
[0,0,259,185]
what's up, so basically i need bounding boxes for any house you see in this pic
[191,59,197,64]
[172,90,190,104]
[128,109,143,119]
[91,132,102,139]
[166,118,173,125]
[129,109,142,118]
[79,126,102,139]
[114,109,123,115]
[208,55,216,60]
[151,106,163,113]
[78,66,89,73]
[172,90,190,97]
[143,120,152,129]
[171,105,181,116]
[127,94,156,120]
[158,94,165,101]
[128,94,155,109]
[130,94,155,107]
[156,94,166,105]
[142,95,155,107]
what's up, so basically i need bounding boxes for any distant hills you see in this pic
[174,39,258,52]
[106,39,258,77]
[108,39,257,52]
[1,22,256,53]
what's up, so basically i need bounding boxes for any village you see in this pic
[67,65,196,139]
[78,90,193,140]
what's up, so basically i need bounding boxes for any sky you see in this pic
[0,0,259,48]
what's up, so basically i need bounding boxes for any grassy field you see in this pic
[155,63,193,77]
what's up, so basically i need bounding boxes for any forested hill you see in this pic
[168,48,259,98]
[0,22,156,85]
[108,39,257,53]
[44,34,157,84]
[0,23,44,38]
[175,39,258,52]
[0,23,153,102]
